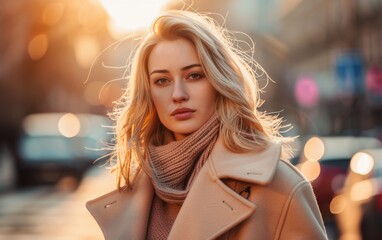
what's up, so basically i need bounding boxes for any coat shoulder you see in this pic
[279,160,308,181]
[255,159,314,203]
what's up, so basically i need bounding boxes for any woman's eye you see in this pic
[188,73,204,80]
[154,78,169,85]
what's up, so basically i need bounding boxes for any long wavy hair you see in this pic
[110,10,289,189]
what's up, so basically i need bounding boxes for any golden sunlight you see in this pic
[58,113,81,138]
[99,0,170,38]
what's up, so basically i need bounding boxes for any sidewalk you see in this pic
[59,166,116,240]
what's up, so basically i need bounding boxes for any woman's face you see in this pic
[148,38,218,141]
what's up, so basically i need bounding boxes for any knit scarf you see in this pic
[146,113,220,204]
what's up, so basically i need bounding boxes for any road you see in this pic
[0,166,115,240]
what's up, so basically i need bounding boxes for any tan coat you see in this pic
[86,138,327,240]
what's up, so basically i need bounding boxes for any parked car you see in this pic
[17,113,112,186]
[295,136,382,239]
[334,148,382,240]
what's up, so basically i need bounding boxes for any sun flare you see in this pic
[99,0,170,37]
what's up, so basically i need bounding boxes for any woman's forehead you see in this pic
[147,38,201,72]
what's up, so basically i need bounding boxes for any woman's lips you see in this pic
[171,108,195,120]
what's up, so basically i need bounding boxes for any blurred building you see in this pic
[274,0,382,137]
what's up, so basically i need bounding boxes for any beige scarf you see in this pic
[147,113,220,204]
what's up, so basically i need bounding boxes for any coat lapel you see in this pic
[169,137,281,239]
[86,171,154,240]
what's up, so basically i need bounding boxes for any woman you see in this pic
[86,10,327,240]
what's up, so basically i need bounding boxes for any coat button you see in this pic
[239,186,251,199]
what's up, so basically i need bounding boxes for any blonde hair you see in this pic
[111,10,288,188]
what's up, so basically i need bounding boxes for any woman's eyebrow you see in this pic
[150,64,202,76]
[181,64,201,71]
[150,69,169,76]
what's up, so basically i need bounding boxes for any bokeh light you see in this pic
[304,137,325,161]
[42,2,65,26]
[300,160,321,181]
[74,36,100,68]
[330,194,347,214]
[58,113,81,138]
[294,76,319,108]
[28,34,49,60]
[350,152,374,175]
[366,65,382,94]
[350,179,374,202]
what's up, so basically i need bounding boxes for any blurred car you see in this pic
[334,148,382,240]
[295,136,382,238]
[17,113,112,186]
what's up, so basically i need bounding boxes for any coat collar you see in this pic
[86,137,282,240]
[211,136,281,184]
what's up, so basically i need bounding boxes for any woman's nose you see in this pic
[172,79,189,102]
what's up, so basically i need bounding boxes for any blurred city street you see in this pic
[0,166,114,240]
[1,0,382,239]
